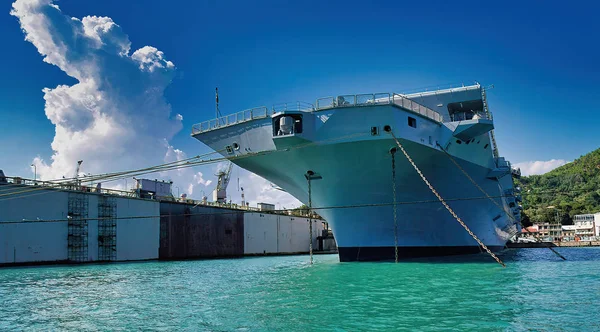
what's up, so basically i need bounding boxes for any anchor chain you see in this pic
[387,131,506,267]
[308,176,313,265]
[391,149,399,263]
[436,143,567,261]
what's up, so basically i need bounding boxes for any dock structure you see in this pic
[159,201,327,259]
[0,176,333,267]
[508,241,600,248]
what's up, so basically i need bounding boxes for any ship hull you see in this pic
[231,138,518,261]
[337,246,506,262]
[192,87,521,262]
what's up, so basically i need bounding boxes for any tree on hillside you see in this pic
[518,147,600,224]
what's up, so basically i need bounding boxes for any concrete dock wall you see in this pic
[0,221,68,264]
[159,202,245,259]
[116,197,160,261]
[1,185,331,266]
[159,202,327,259]
[0,186,160,266]
[243,213,324,255]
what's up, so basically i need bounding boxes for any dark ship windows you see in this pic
[408,117,417,128]
[226,145,234,154]
[371,126,379,136]
[484,144,489,149]
[447,99,484,121]
[456,140,462,144]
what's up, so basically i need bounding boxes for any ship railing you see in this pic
[391,93,443,122]
[317,93,442,123]
[400,82,480,95]
[193,92,444,135]
[191,106,270,135]
[272,101,315,113]
[449,111,492,122]
[0,176,138,198]
[315,93,392,110]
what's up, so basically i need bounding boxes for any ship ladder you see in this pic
[436,143,567,261]
[385,128,506,267]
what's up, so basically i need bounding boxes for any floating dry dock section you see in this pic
[160,202,329,259]
[0,177,330,267]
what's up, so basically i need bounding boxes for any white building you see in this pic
[257,203,275,212]
[572,213,600,239]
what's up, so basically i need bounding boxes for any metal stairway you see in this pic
[67,192,89,262]
[98,196,117,261]
[482,87,499,159]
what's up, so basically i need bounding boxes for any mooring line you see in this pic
[436,143,567,261]
[391,149,399,263]
[386,129,506,267]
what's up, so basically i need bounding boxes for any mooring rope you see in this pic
[386,129,506,267]
[391,149,399,263]
[307,175,314,265]
[436,143,567,261]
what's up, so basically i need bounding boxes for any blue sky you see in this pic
[1,0,599,189]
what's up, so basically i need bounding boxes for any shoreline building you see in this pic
[535,222,562,241]
[572,213,600,239]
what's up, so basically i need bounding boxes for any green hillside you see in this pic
[516,148,600,225]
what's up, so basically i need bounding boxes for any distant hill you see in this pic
[516,148,600,225]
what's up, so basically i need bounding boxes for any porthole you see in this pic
[456,140,462,144]
[484,144,489,149]
[232,142,240,150]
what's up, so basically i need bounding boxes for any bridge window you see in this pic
[448,99,484,121]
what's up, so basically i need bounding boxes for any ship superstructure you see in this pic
[191,83,521,261]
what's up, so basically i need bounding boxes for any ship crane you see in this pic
[213,162,233,203]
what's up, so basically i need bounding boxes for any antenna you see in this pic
[215,87,222,119]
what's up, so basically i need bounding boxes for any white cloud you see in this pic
[10,0,214,196]
[193,172,212,187]
[237,168,301,209]
[513,159,569,176]
[11,0,302,206]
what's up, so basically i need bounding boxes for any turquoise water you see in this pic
[1,248,599,331]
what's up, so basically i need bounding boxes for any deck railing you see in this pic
[191,106,270,135]
[316,93,443,122]
[0,176,306,218]
[391,94,444,123]
[0,176,137,198]
[192,92,444,134]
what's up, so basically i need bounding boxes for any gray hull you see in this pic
[192,85,521,261]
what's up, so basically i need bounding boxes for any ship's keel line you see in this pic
[339,246,506,262]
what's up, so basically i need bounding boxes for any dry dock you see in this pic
[0,177,334,267]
